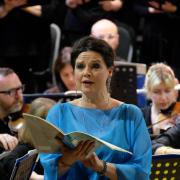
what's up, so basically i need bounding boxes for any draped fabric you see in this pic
[40,102,152,180]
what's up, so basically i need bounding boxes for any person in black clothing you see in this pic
[152,123,180,155]
[0,67,23,153]
[0,67,43,179]
[133,0,180,79]
[63,0,123,46]
[0,0,67,93]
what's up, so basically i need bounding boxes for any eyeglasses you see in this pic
[0,84,25,97]
[93,33,118,40]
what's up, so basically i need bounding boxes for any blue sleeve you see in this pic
[115,105,152,180]
[39,103,63,179]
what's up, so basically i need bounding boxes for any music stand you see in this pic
[111,63,137,104]
[150,154,180,180]
[23,92,81,103]
[10,149,38,180]
[112,61,147,106]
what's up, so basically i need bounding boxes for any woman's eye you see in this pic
[153,90,160,94]
[76,64,84,69]
[92,63,100,69]
[165,89,172,93]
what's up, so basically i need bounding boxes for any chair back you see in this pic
[150,154,180,180]
[10,149,38,180]
[116,26,133,62]
[50,23,61,85]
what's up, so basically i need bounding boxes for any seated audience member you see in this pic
[133,0,180,80]
[0,0,67,93]
[64,0,123,45]
[91,19,125,61]
[28,97,56,119]
[152,123,180,155]
[142,63,179,137]
[45,47,76,93]
[0,67,43,179]
[40,36,152,179]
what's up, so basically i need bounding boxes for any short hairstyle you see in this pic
[144,63,177,93]
[71,36,115,69]
[0,67,15,77]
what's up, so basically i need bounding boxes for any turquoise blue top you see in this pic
[40,102,152,180]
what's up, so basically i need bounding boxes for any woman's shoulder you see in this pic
[117,102,143,117]
[112,98,140,111]
[48,101,71,112]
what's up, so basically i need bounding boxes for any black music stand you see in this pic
[110,64,137,105]
[23,92,81,103]
[10,149,38,180]
[150,154,180,180]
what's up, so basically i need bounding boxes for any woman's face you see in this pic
[149,83,177,110]
[59,64,76,91]
[74,51,112,95]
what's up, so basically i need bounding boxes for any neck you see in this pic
[0,108,7,120]
[80,92,110,109]
[152,104,160,115]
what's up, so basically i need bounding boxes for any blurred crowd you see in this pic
[1,0,180,93]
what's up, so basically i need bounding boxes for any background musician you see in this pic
[141,63,180,138]
[0,67,43,179]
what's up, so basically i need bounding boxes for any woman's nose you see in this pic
[160,92,168,100]
[83,66,91,76]
[69,75,75,81]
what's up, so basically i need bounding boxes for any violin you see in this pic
[148,102,180,130]
[3,110,24,133]
[5,102,31,132]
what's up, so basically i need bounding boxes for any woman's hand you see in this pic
[0,0,27,18]
[58,139,95,166]
[4,0,27,11]
[161,1,177,13]
[81,152,118,180]
[149,0,177,13]
[148,6,163,14]
[65,0,90,9]
[81,152,104,172]
[99,0,123,12]
[155,146,180,155]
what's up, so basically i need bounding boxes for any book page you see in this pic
[21,113,132,155]
[65,132,132,154]
[22,113,64,153]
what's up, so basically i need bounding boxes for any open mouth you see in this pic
[82,80,94,86]
[82,80,94,84]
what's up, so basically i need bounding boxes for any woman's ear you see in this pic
[174,78,179,100]
[108,66,114,77]
[174,78,179,85]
